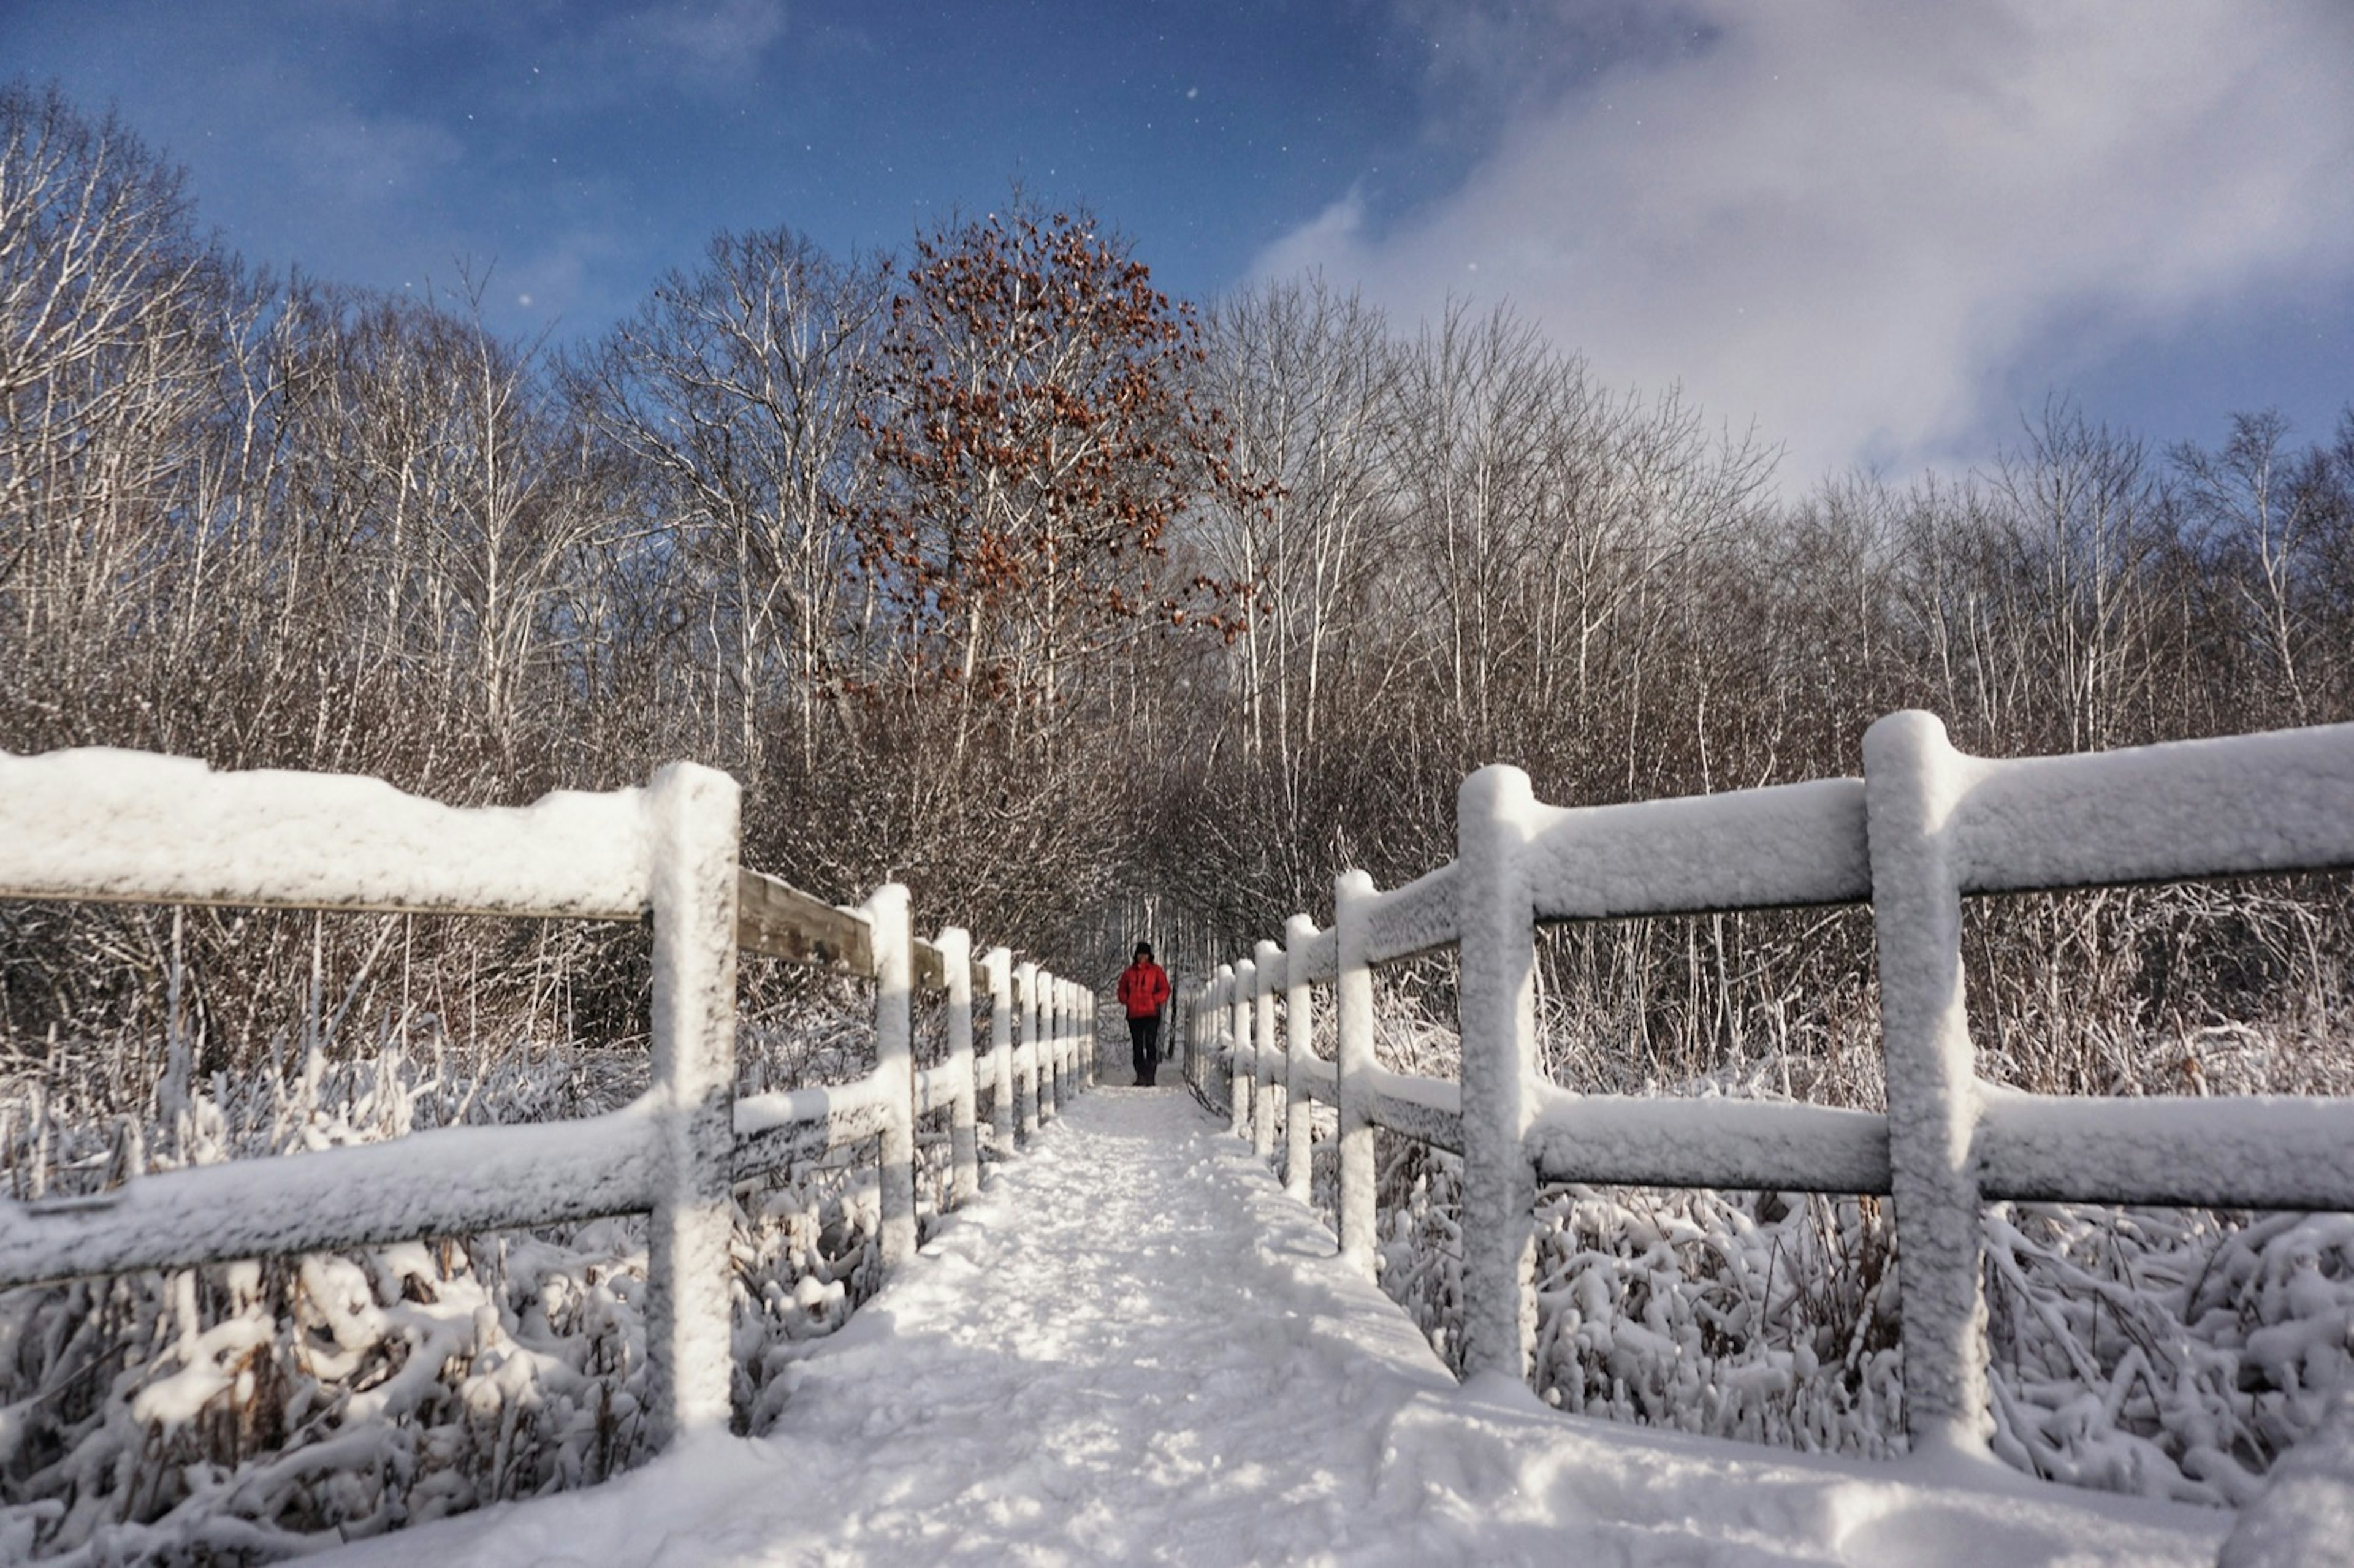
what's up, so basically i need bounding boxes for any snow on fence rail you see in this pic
[1182,710,2354,1477]
[0,745,1098,1452]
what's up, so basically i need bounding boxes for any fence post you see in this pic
[1863,710,1993,1459]
[1016,960,1040,1141]
[1283,914,1316,1203]
[1190,977,1202,1091]
[1193,976,1208,1092]
[1169,973,1187,1083]
[1084,983,1098,1088]
[1209,968,1223,1108]
[868,881,918,1269]
[642,762,741,1442]
[1183,978,1200,1086]
[1048,971,1065,1121]
[1039,971,1059,1123]
[1334,869,1377,1276]
[1205,970,1224,1092]
[1457,764,1541,1384]
[1050,978,1064,1112]
[1230,958,1254,1137]
[939,926,978,1208]
[1061,977,1074,1106]
[1253,939,1281,1163]
[986,946,1015,1163]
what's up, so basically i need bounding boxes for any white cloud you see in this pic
[1259,1,2354,484]
[592,0,791,96]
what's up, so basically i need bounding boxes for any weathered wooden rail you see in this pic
[0,746,1098,1446]
[1184,710,2354,1543]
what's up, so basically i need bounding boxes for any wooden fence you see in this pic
[1182,709,2354,1469]
[0,746,1097,1447]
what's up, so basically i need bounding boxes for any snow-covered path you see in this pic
[318,1089,2228,1566]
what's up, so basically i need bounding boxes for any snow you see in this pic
[0,1106,661,1287]
[1526,1086,1891,1194]
[1978,1087,2354,1210]
[1358,1062,1465,1152]
[1524,776,1871,921]
[307,1091,2226,1567]
[1362,861,1460,964]
[0,747,653,918]
[2221,1384,2354,1567]
[1292,1053,1338,1104]
[733,1070,896,1163]
[913,1054,972,1116]
[1287,923,1339,985]
[1951,720,2354,895]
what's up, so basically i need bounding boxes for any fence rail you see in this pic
[0,745,1099,1449]
[1182,709,2354,1472]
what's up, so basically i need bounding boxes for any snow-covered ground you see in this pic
[314,1089,2227,1566]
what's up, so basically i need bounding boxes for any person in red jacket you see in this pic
[1116,941,1171,1087]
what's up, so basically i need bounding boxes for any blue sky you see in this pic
[8,0,2352,487]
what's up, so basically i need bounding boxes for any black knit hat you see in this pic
[1133,941,1153,959]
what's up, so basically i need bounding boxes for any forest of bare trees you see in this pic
[5,78,2352,1090]
[0,67,2347,1136]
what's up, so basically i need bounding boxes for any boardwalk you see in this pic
[318,1090,2224,1566]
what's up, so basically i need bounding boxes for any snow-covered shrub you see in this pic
[0,975,905,1564]
[1344,964,2354,1507]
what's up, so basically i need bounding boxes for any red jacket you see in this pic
[1118,959,1170,1019]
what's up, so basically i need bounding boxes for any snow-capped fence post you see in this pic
[1184,977,1202,1086]
[869,882,918,1269]
[1064,979,1078,1102]
[1195,970,1214,1092]
[1044,972,1060,1120]
[1054,978,1067,1100]
[641,761,742,1443]
[1230,957,1255,1137]
[939,926,980,1208]
[1253,939,1281,1163]
[1058,978,1074,1100]
[1040,970,1060,1124]
[1197,975,1210,1081]
[1862,710,1992,1459]
[1177,970,1195,1083]
[987,946,1015,1159]
[1016,961,1040,1141]
[1283,913,1317,1203]
[1333,869,1377,1276]
[1193,973,1207,1094]
[1455,764,1541,1383]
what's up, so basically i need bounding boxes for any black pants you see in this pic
[1128,1015,1161,1086]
